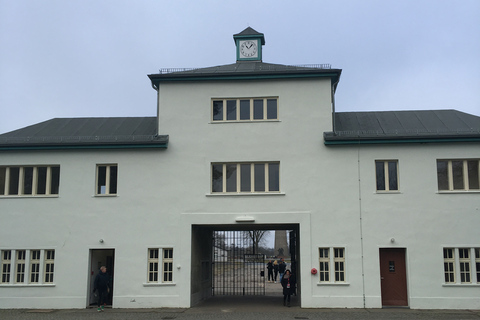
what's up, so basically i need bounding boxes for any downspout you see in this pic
[151,82,159,137]
[331,78,339,134]
[357,142,366,308]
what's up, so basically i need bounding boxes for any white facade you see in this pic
[1,31,479,310]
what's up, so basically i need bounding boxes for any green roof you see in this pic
[0,117,168,150]
[324,110,480,145]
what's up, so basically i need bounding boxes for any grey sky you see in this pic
[1,0,479,134]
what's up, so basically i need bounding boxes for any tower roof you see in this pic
[233,27,265,45]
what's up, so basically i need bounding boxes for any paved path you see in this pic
[1,296,479,320]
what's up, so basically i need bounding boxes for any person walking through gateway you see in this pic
[273,260,279,283]
[267,260,274,282]
[278,258,286,281]
[281,269,296,307]
[94,266,111,312]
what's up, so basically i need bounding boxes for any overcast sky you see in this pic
[1,0,479,134]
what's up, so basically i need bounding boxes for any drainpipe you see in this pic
[331,79,339,134]
[151,82,159,137]
[357,142,366,308]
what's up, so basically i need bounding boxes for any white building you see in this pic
[1,27,479,310]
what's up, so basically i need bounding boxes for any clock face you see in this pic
[240,40,258,58]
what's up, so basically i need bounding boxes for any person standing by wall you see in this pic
[94,266,110,312]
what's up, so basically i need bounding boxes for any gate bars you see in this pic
[212,231,266,295]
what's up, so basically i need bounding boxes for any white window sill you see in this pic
[437,190,480,194]
[210,120,281,124]
[375,191,402,194]
[207,192,286,197]
[143,283,176,287]
[442,283,480,287]
[0,284,55,287]
[317,282,350,286]
[94,194,118,198]
[0,195,59,199]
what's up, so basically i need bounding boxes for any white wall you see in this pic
[1,76,479,309]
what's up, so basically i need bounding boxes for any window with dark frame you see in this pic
[437,159,480,191]
[212,97,278,122]
[375,160,398,192]
[211,162,280,193]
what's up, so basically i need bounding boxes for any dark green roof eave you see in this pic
[0,142,169,151]
[324,136,480,145]
[148,71,341,88]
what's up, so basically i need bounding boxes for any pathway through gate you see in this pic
[212,231,265,295]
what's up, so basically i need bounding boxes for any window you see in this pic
[147,249,159,282]
[1,250,11,283]
[147,248,173,284]
[44,250,55,283]
[30,250,40,283]
[0,166,60,196]
[318,248,330,282]
[0,249,55,285]
[334,248,346,282]
[96,164,118,195]
[211,162,280,194]
[15,250,26,283]
[437,159,480,191]
[476,249,480,283]
[212,97,278,122]
[443,248,455,283]
[459,249,471,283]
[443,248,480,284]
[375,160,398,192]
[163,249,173,282]
[318,247,346,283]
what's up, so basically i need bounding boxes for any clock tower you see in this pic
[234,27,265,62]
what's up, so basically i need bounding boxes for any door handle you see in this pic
[381,277,384,280]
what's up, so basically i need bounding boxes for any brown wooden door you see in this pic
[379,248,408,306]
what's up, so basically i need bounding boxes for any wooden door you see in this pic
[379,248,408,306]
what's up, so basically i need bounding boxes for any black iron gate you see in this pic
[212,231,265,295]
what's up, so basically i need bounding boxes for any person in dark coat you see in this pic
[281,269,295,307]
[273,260,279,283]
[278,258,287,281]
[94,266,110,312]
[266,260,274,282]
